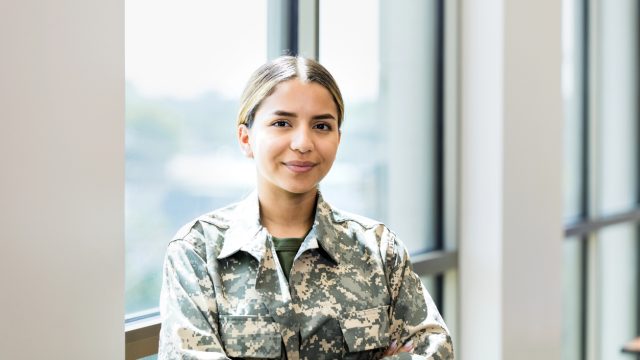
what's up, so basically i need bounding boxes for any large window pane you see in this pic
[594,2,638,354]
[319,0,440,254]
[598,0,638,216]
[597,224,638,360]
[125,0,267,314]
[420,275,439,308]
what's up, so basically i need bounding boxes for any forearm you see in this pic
[383,230,454,359]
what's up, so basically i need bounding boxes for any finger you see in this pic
[395,340,414,353]
[383,340,398,356]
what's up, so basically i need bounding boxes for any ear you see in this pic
[238,124,253,158]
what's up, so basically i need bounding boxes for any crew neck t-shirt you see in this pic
[271,236,304,281]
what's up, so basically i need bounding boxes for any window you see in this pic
[318,0,456,319]
[320,0,440,254]
[125,0,268,316]
[125,1,457,357]
[562,0,639,358]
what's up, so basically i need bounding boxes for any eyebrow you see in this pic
[272,110,337,121]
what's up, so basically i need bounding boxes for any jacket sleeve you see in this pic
[158,239,230,360]
[381,229,454,360]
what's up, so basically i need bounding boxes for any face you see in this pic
[238,79,341,197]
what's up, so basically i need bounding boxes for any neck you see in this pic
[258,186,317,238]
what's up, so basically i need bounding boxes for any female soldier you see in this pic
[158,56,453,359]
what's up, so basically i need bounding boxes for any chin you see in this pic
[280,183,319,195]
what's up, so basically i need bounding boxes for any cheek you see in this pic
[251,136,286,161]
[320,140,340,162]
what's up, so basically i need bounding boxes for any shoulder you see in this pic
[330,207,383,230]
[168,201,242,258]
[327,203,410,260]
[328,206,401,252]
[172,201,238,240]
[328,203,400,241]
[326,208,413,282]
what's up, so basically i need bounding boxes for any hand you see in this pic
[382,339,414,357]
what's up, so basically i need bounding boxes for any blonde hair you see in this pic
[237,56,344,128]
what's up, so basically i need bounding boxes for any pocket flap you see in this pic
[219,315,282,358]
[339,305,390,352]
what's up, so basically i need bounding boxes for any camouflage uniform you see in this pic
[159,191,454,359]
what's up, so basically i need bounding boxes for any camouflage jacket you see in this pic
[159,191,454,359]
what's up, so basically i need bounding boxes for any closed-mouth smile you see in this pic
[283,161,317,173]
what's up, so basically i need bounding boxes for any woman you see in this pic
[159,56,453,359]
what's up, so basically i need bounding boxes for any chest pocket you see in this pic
[339,305,390,352]
[219,315,282,359]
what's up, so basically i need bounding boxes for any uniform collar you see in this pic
[304,192,342,264]
[217,189,342,265]
[217,190,265,261]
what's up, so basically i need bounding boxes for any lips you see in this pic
[283,160,317,173]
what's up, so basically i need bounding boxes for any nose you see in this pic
[290,127,313,153]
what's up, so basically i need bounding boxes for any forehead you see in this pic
[256,79,337,116]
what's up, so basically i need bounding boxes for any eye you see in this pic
[313,123,332,131]
[272,120,290,127]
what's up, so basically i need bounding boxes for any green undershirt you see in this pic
[272,234,307,281]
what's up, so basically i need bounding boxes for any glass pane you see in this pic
[562,237,584,360]
[319,0,439,254]
[598,0,638,216]
[562,0,585,223]
[420,275,439,308]
[597,224,638,360]
[125,0,267,314]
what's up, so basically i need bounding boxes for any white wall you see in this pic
[459,0,563,359]
[0,1,124,359]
